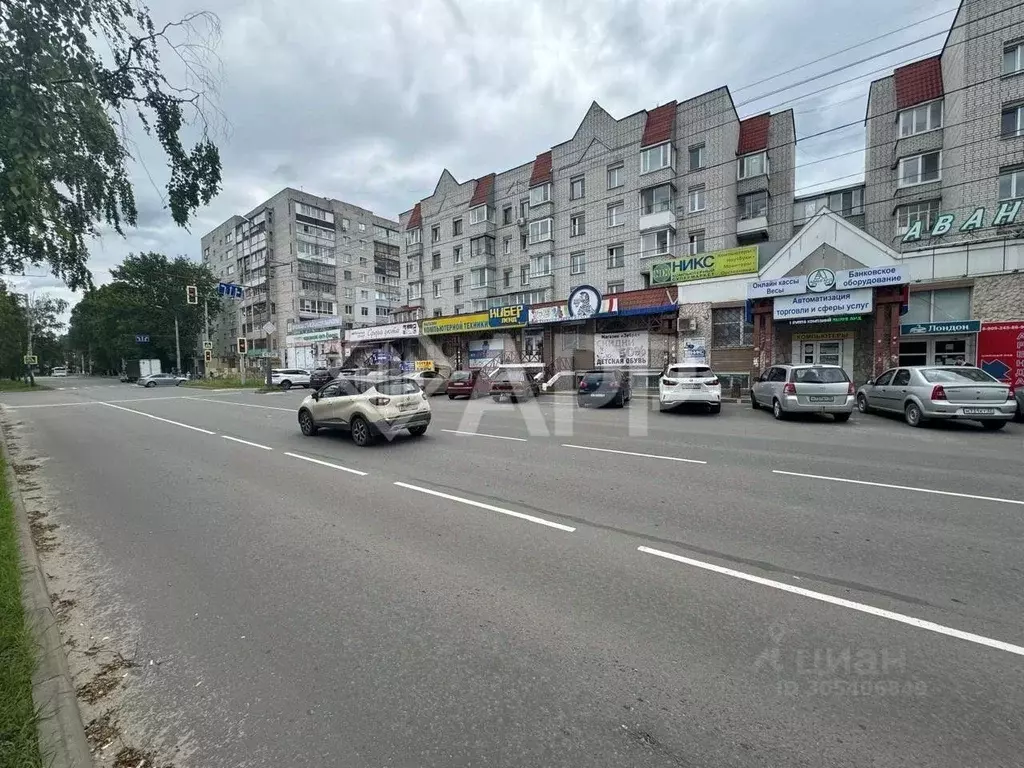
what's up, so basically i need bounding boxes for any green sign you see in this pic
[902,201,1021,243]
[650,246,759,285]
[899,320,981,336]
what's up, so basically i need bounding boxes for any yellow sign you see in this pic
[421,312,491,335]
[650,246,759,285]
[793,332,855,342]
[414,360,434,371]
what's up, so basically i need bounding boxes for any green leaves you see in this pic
[0,1,223,290]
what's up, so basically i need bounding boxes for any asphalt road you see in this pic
[4,376,1024,767]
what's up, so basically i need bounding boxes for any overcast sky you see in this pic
[5,0,960,315]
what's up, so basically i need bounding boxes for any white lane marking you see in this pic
[562,444,707,465]
[283,452,367,476]
[638,546,1024,658]
[222,435,272,451]
[186,397,294,413]
[442,429,527,442]
[394,481,575,532]
[1,401,102,409]
[773,470,1024,507]
[100,402,217,435]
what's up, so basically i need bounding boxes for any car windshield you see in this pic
[451,372,471,381]
[375,379,422,396]
[667,366,713,378]
[920,368,998,384]
[793,367,849,383]
[582,372,609,384]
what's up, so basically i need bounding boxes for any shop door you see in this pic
[800,340,842,367]
[933,338,968,366]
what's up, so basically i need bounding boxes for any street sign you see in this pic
[135,334,150,343]
[23,355,37,365]
[262,322,277,336]
[202,341,213,350]
[217,282,245,299]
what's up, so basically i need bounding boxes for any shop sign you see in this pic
[345,321,419,343]
[595,331,649,368]
[651,246,758,286]
[899,320,981,336]
[568,285,601,319]
[790,315,862,326]
[400,360,435,372]
[748,266,907,299]
[978,321,1024,389]
[292,316,345,333]
[680,337,707,365]
[773,288,873,321]
[488,304,527,328]
[468,339,498,369]
[901,201,1022,243]
[529,305,568,324]
[287,329,342,344]
[421,312,491,335]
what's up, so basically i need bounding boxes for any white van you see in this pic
[51,366,68,377]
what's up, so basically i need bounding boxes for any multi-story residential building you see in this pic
[200,188,400,368]
[792,184,866,235]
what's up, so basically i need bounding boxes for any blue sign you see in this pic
[900,320,981,336]
[487,304,527,327]
[218,282,245,299]
[400,361,415,372]
[370,351,398,365]
[982,359,1011,380]
[135,334,150,343]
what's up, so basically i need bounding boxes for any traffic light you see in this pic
[237,337,247,355]
[186,285,199,305]
[204,349,212,363]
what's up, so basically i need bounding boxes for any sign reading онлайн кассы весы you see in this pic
[747,265,907,299]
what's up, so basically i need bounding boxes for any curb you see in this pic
[543,391,741,403]
[0,432,93,768]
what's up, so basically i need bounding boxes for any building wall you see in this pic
[973,272,1024,319]
[767,111,797,242]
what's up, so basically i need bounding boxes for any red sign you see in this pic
[978,321,1024,390]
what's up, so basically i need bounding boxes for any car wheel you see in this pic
[350,415,373,446]
[176,380,183,386]
[492,396,502,402]
[904,402,923,427]
[834,412,851,423]
[510,395,519,404]
[750,393,759,409]
[709,403,721,414]
[981,420,1006,431]
[145,381,155,388]
[772,399,786,420]
[857,394,870,413]
[448,394,455,400]
[408,425,428,436]
[280,380,291,391]
[298,409,318,436]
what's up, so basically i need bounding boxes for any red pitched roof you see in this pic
[529,151,552,187]
[469,173,494,207]
[737,113,771,155]
[894,56,943,110]
[616,286,677,310]
[641,101,677,148]
[406,202,422,230]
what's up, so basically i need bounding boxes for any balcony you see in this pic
[638,203,676,232]
[526,237,554,255]
[737,215,769,238]
[528,272,554,290]
[296,252,336,267]
[299,289,337,301]
[405,241,423,257]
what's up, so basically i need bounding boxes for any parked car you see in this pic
[137,372,187,388]
[447,370,489,399]
[297,376,431,445]
[490,365,543,403]
[404,369,449,395]
[856,366,1015,429]
[308,367,340,390]
[751,364,854,422]
[1016,387,1023,422]
[271,368,311,390]
[577,369,631,408]
[50,366,68,377]
[658,364,721,413]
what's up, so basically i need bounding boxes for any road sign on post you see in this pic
[23,355,38,365]
[186,285,199,305]
[135,334,150,343]
[203,341,213,351]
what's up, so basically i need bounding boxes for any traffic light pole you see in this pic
[174,313,182,374]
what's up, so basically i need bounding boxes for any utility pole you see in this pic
[203,299,210,376]
[174,313,182,374]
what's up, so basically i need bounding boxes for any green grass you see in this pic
[0,452,44,767]
[181,377,248,389]
[0,381,50,393]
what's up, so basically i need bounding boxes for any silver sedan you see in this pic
[137,373,188,388]
[856,366,1015,429]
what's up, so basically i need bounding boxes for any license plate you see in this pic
[678,384,699,390]
[398,401,416,411]
[962,407,994,415]
[808,395,834,403]
[590,393,605,398]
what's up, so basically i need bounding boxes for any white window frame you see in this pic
[898,100,943,138]
[454,276,464,295]
[640,142,674,174]
[738,151,768,180]
[570,252,585,275]
[431,225,440,243]
[406,228,421,245]
[607,202,624,227]
[1004,42,1024,76]
[503,237,511,255]
[528,217,553,244]
[570,176,585,200]
[530,252,552,278]
[739,190,768,220]
[1002,104,1024,138]
[433,281,442,298]
[641,184,673,215]
[529,184,551,206]
[688,185,706,213]
[898,151,942,188]
[688,231,706,255]
[607,245,624,269]
[688,144,705,171]
[641,229,673,259]
[607,164,623,189]
[520,266,529,286]
[999,167,1024,200]
[470,267,492,288]
[607,281,625,295]
[570,213,585,237]
[454,245,463,264]
[896,200,940,235]
[469,205,491,225]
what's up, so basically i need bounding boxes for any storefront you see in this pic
[286,316,346,368]
[420,305,527,370]
[343,320,420,367]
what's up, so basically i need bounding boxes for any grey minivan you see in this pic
[751,364,855,422]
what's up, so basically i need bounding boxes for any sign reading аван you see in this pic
[901,201,1022,243]
[748,266,907,299]
[651,246,759,286]
[773,288,873,320]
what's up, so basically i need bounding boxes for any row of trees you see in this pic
[67,252,218,373]
[0,282,69,380]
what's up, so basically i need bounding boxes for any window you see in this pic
[530,251,553,277]
[641,142,673,173]
[469,206,492,225]
[470,235,494,257]
[570,176,585,200]
[999,166,1024,199]
[358,223,366,232]
[344,287,353,299]
[343,269,352,280]
[899,152,941,187]
[503,269,511,288]
[607,245,624,268]
[1002,104,1024,138]
[295,202,334,224]
[712,307,754,347]
[1004,42,1024,75]
[298,299,336,315]
[454,276,464,295]
[433,281,442,298]
[502,206,513,225]
[454,245,463,263]
[433,308,443,317]
[431,225,440,243]
[454,304,464,314]
[738,152,767,179]
[570,252,585,275]
[688,231,705,255]
[828,188,864,216]
[520,233,528,250]
[570,213,585,237]
[607,163,624,189]
[360,289,368,299]
[607,281,625,294]
[360,273,368,282]
[470,267,492,288]
[432,252,441,270]
[344,304,353,315]
[641,184,673,215]
[361,306,369,316]
[896,200,940,234]
[641,229,672,258]
[341,218,350,231]
[406,228,421,245]
[903,288,971,325]
[739,190,768,220]
[529,184,551,206]
[503,237,511,255]
[688,185,706,213]
[519,200,529,219]
[408,283,422,300]
[452,218,463,236]
[899,101,943,137]
[359,256,368,266]
[528,218,552,243]
[521,265,529,285]
[608,202,624,226]
[688,144,705,171]
[226,264,235,275]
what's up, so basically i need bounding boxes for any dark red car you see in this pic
[447,370,489,399]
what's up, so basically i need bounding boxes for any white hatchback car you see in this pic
[659,364,722,413]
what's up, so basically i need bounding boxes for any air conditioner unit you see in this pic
[516,218,527,226]
[679,317,697,332]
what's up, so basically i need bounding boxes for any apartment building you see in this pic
[200,188,400,365]
[393,94,795,322]
[864,0,1024,249]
